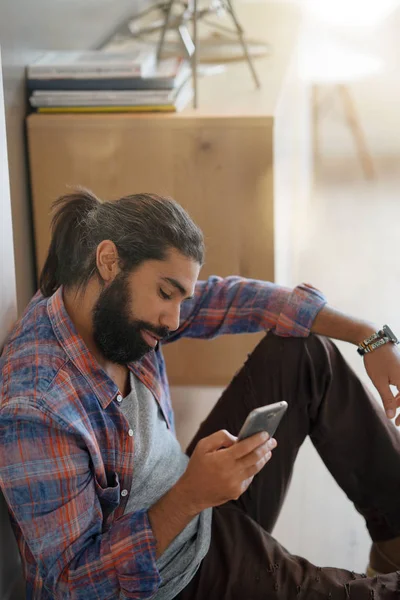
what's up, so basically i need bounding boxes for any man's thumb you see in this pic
[201,429,237,452]
[377,384,396,419]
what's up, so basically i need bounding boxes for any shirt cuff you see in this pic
[274,283,327,337]
[110,509,161,598]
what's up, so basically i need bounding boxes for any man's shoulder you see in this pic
[0,292,69,404]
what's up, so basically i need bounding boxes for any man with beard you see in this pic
[0,189,400,600]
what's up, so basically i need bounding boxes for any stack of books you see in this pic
[27,50,192,113]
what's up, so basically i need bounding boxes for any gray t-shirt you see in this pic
[120,373,212,600]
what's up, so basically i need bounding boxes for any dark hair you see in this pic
[39,188,205,297]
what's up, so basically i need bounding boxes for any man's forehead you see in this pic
[160,249,200,281]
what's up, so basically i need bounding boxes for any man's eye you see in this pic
[159,288,172,300]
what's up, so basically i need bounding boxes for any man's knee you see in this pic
[244,332,338,398]
[248,331,332,366]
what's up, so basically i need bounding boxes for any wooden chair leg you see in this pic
[337,84,375,179]
[311,84,320,172]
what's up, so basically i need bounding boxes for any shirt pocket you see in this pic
[94,471,121,531]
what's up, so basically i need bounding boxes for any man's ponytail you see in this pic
[39,189,100,297]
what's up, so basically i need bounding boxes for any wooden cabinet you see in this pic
[26,2,311,385]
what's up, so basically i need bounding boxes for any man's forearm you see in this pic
[148,480,200,558]
[311,305,376,345]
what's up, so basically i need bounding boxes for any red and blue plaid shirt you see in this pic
[0,276,325,599]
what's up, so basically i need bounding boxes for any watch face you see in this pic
[383,325,398,344]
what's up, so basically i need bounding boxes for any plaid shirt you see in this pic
[0,276,326,600]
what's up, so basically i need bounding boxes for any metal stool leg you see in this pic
[151,0,260,108]
[223,0,260,88]
[156,0,176,62]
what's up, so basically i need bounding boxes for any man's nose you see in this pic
[160,305,180,333]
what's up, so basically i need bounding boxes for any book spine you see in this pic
[30,97,173,107]
[36,105,176,113]
[28,67,143,79]
[32,90,173,100]
[27,78,176,91]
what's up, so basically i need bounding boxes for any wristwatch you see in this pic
[357,324,399,356]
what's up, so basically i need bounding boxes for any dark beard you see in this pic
[92,272,168,365]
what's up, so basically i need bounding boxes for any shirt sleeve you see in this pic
[165,276,327,343]
[0,400,161,600]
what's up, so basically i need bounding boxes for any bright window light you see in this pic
[305,0,400,28]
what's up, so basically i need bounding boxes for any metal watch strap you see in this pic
[357,324,399,356]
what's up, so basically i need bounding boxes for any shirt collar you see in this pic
[47,286,122,409]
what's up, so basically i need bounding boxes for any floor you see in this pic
[171,5,400,572]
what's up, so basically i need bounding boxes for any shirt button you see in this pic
[121,489,128,497]
[116,394,123,403]
[128,429,134,437]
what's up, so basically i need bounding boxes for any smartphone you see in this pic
[237,401,288,441]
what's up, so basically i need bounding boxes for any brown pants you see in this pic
[176,333,400,599]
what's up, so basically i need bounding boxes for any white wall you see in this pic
[0,46,25,600]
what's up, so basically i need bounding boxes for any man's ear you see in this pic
[96,240,120,283]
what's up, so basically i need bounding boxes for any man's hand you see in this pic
[364,343,400,426]
[148,429,276,557]
[311,306,400,425]
[177,429,277,514]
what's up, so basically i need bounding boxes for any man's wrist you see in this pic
[150,480,199,525]
[148,478,201,558]
[171,477,203,518]
[356,324,399,356]
[354,322,378,346]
